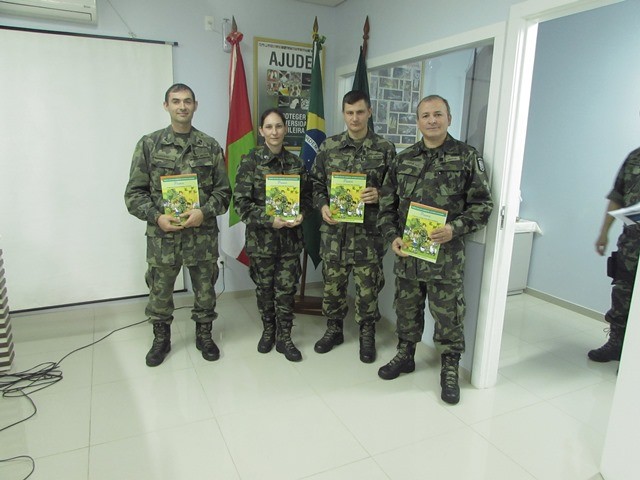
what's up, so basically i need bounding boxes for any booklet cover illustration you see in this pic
[265,174,301,220]
[401,202,448,263]
[329,172,367,223]
[160,174,200,222]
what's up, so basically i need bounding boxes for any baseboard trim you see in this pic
[523,288,605,322]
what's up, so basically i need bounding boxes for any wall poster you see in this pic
[253,37,318,151]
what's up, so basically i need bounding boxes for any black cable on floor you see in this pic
[0,279,227,480]
[0,316,149,479]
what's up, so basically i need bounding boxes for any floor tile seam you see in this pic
[544,381,614,426]
[370,423,471,459]
[208,414,243,480]
[465,421,540,479]
[496,368,557,395]
[87,416,216,449]
[210,389,317,420]
[499,343,584,372]
[294,455,383,480]
[520,350,607,395]
[312,382,383,457]
[465,392,547,428]
[90,364,197,388]
[30,445,89,461]
[300,370,383,397]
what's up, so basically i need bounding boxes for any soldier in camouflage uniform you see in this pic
[125,83,230,367]
[310,90,396,363]
[234,109,312,362]
[589,147,640,363]
[377,95,492,405]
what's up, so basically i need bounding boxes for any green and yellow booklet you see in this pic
[160,174,200,222]
[401,202,448,263]
[265,174,301,220]
[329,172,367,223]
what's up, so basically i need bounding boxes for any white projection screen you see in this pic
[0,28,176,311]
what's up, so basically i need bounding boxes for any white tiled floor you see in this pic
[0,291,616,479]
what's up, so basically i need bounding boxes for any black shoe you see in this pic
[588,326,624,362]
[146,323,171,367]
[276,322,302,362]
[378,340,416,380]
[276,339,302,362]
[196,323,220,361]
[314,320,344,354]
[359,321,376,363]
[258,319,276,353]
[440,353,460,405]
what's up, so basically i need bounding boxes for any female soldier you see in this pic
[234,109,312,361]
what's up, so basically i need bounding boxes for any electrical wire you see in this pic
[0,316,149,479]
[0,270,228,480]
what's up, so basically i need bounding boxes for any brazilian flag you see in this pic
[300,35,326,268]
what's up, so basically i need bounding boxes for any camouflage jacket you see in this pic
[234,145,312,257]
[608,147,640,261]
[124,126,231,265]
[310,129,396,262]
[378,134,493,280]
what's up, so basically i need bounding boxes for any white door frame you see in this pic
[472,0,624,388]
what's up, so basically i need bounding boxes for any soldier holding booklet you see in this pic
[234,108,312,362]
[125,83,231,367]
[377,95,493,405]
[309,90,396,363]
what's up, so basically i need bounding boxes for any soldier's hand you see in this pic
[360,187,378,204]
[429,224,453,244]
[284,214,303,227]
[157,214,183,232]
[272,217,288,229]
[392,237,409,257]
[180,209,204,228]
[321,205,339,225]
[595,233,608,256]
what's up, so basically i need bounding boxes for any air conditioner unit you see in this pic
[0,0,97,24]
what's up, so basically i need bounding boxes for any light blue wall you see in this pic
[520,0,640,314]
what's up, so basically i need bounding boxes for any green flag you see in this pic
[300,35,326,268]
[352,46,374,133]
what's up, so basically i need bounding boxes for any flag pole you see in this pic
[295,17,324,315]
[362,16,369,58]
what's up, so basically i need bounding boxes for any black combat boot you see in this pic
[359,320,376,363]
[378,340,416,380]
[588,324,625,362]
[257,317,276,353]
[195,322,220,361]
[276,320,302,362]
[145,322,171,367]
[314,319,344,353]
[440,353,461,405]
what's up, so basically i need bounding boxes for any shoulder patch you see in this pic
[477,157,486,172]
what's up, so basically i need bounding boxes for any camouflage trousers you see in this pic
[144,261,219,325]
[605,242,639,328]
[321,259,385,324]
[394,276,466,354]
[249,254,301,322]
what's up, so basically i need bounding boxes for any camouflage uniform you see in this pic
[605,147,640,328]
[124,126,230,325]
[378,134,492,355]
[310,129,396,325]
[233,145,312,322]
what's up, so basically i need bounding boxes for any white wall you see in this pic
[0,0,336,297]
[519,0,640,314]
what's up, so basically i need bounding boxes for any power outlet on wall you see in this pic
[204,16,214,31]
